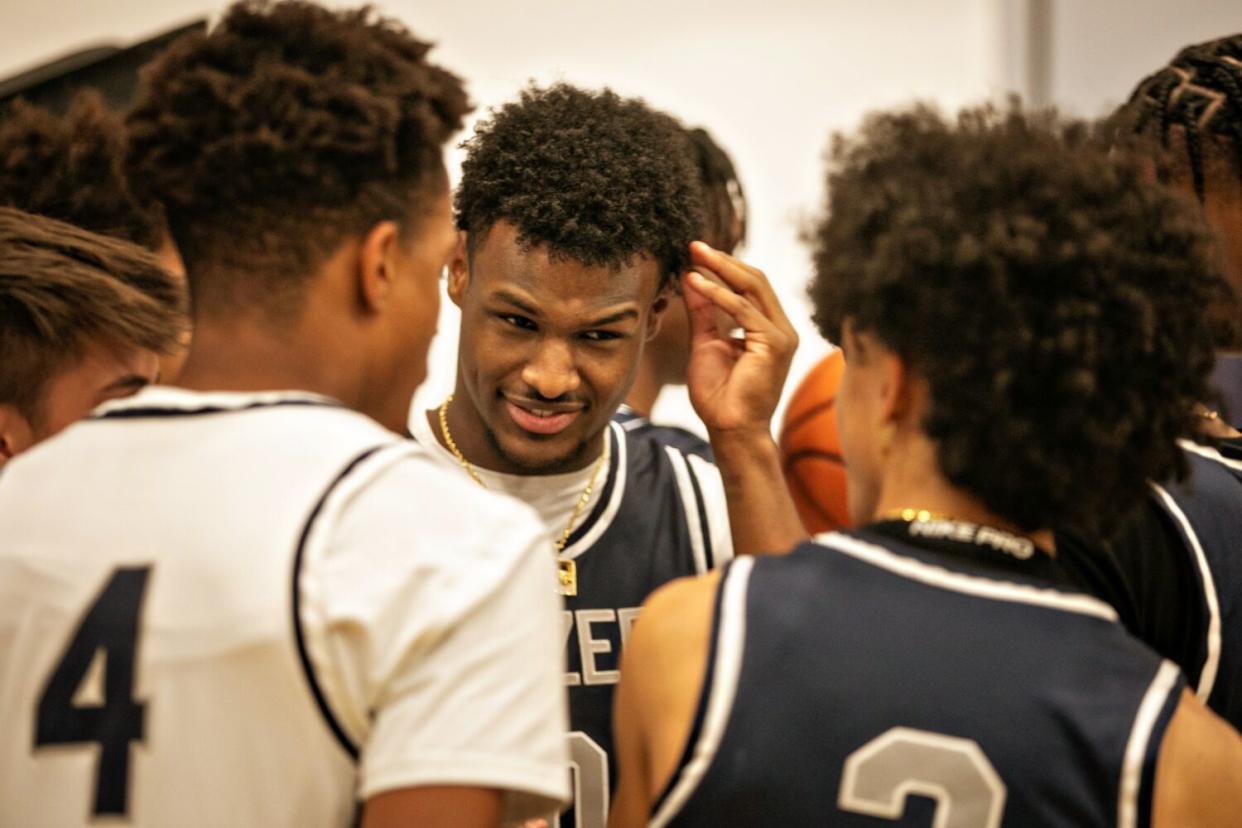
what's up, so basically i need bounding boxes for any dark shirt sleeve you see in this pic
[1056,499,1205,681]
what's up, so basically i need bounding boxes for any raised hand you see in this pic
[683,241,798,437]
[682,241,807,556]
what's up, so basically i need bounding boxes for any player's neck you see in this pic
[176,321,366,412]
[624,356,664,419]
[871,438,1051,551]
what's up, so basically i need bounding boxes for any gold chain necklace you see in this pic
[878,508,957,523]
[438,393,608,596]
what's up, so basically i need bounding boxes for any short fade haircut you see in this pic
[686,126,747,254]
[808,103,1226,538]
[1117,33,1242,202]
[455,83,703,288]
[0,206,185,426]
[0,91,166,250]
[126,0,470,322]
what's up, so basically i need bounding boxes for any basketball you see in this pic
[779,349,850,533]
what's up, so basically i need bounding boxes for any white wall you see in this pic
[1044,0,1242,117]
[0,0,1004,434]
[394,0,1004,432]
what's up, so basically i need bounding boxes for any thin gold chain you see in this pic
[437,394,609,552]
[438,394,487,488]
[877,508,957,523]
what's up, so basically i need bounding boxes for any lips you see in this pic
[504,399,582,435]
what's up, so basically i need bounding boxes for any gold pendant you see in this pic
[558,559,577,597]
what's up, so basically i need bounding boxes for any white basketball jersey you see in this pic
[0,388,569,827]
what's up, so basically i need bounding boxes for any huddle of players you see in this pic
[2,1,1242,825]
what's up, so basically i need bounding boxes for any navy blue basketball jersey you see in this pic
[1147,442,1242,726]
[613,404,714,461]
[654,524,1182,828]
[558,422,730,828]
[410,414,731,828]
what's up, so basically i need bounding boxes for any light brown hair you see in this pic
[0,206,185,425]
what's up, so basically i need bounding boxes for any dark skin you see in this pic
[178,182,456,435]
[437,220,666,475]
[435,223,804,556]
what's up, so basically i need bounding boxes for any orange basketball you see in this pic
[779,349,851,533]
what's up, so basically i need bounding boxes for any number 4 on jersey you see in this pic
[34,566,152,816]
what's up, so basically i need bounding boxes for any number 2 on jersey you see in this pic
[34,566,152,816]
[838,727,1006,828]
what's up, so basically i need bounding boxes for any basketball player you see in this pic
[611,103,1242,827]
[0,91,190,379]
[0,207,182,465]
[613,126,748,460]
[416,83,799,827]
[0,3,568,826]
[1050,33,1242,732]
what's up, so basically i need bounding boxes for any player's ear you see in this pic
[0,404,34,467]
[357,220,402,313]
[645,288,671,340]
[876,345,918,426]
[447,232,470,308]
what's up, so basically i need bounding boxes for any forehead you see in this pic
[470,221,662,313]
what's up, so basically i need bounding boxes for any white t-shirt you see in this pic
[0,388,569,827]
[410,407,606,537]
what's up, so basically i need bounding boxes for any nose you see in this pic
[521,338,581,400]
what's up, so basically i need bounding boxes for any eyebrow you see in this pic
[584,308,640,327]
[492,290,541,318]
[491,290,640,328]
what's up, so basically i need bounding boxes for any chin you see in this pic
[487,424,596,475]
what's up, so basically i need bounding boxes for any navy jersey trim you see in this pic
[650,557,754,828]
[290,443,389,760]
[1149,483,1221,701]
[1118,660,1184,828]
[94,399,342,421]
[649,561,732,815]
[1137,673,1183,828]
[564,424,622,548]
[684,458,716,570]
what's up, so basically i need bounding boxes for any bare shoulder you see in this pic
[1153,690,1242,827]
[614,570,722,818]
[627,572,721,674]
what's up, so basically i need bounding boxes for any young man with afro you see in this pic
[0,91,190,380]
[1050,33,1242,736]
[611,102,1242,828]
[414,83,800,828]
[0,3,569,826]
[613,125,749,461]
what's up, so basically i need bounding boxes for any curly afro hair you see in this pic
[0,91,166,250]
[808,103,1226,537]
[455,83,702,287]
[126,0,469,321]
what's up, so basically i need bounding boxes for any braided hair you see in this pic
[1121,34,1242,201]
[685,127,747,253]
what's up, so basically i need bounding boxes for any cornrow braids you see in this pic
[1120,34,1242,201]
[685,127,747,254]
